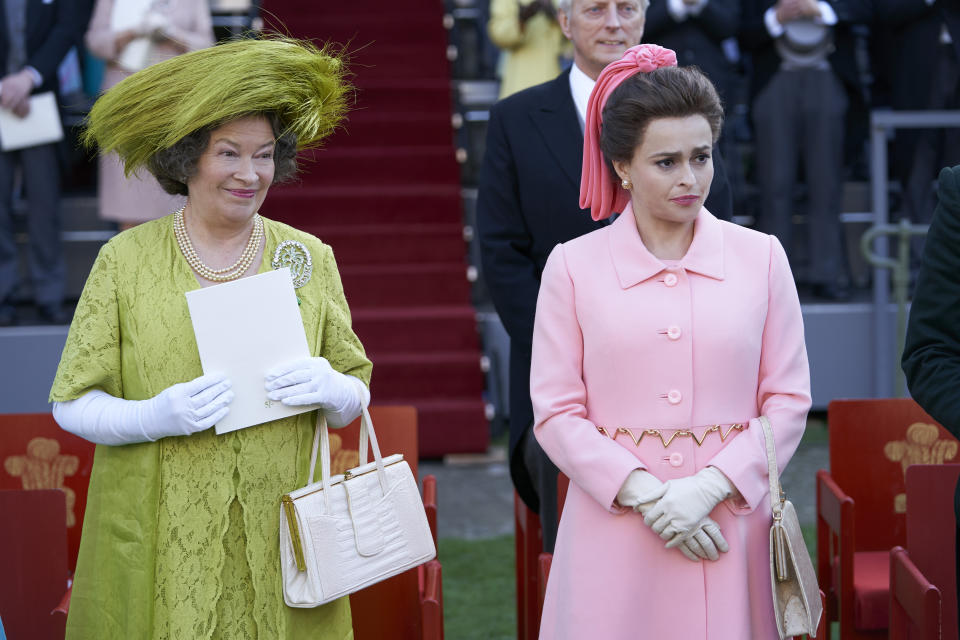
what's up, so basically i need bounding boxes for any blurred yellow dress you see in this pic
[50,215,372,639]
[488,0,569,99]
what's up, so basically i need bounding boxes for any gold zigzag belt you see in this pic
[596,423,747,448]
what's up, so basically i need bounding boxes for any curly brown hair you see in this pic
[147,112,299,196]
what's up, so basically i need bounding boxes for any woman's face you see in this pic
[614,114,714,229]
[187,115,276,224]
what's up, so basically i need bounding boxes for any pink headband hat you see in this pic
[579,44,678,221]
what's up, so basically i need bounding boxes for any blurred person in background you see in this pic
[85,0,214,231]
[0,0,84,326]
[740,0,865,300]
[643,0,740,117]
[875,0,958,234]
[488,0,569,98]
[478,0,733,553]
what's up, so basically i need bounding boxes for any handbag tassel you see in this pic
[773,523,790,582]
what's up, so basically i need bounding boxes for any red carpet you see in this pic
[261,1,488,456]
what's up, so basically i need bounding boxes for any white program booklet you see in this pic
[0,92,64,151]
[185,268,320,434]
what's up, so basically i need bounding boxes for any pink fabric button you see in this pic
[667,389,682,404]
[663,273,678,287]
[668,452,684,467]
[666,325,682,340]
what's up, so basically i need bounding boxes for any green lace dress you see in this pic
[50,215,372,640]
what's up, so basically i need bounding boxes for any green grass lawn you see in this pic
[439,526,821,637]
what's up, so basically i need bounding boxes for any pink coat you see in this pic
[531,206,811,639]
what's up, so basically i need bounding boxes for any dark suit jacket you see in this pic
[0,0,83,95]
[902,165,960,517]
[739,0,865,102]
[477,70,733,510]
[874,0,960,112]
[644,0,741,106]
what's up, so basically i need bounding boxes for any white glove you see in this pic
[674,517,730,562]
[264,357,369,428]
[643,466,734,542]
[616,469,667,511]
[52,373,233,445]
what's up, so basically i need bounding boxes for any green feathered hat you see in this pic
[83,36,349,176]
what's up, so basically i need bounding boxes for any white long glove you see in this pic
[643,466,734,544]
[264,357,369,428]
[616,469,728,562]
[52,373,233,445]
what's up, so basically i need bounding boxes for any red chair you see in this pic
[514,492,543,640]
[0,412,96,573]
[816,399,959,639]
[338,405,444,640]
[905,464,960,637]
[889,547,941,639]
[0,489,68,640]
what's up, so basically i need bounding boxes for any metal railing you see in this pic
[866,110,960,397]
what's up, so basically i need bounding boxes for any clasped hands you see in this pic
[616,467,734,562]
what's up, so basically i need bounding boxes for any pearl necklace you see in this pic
[173,206,264,282]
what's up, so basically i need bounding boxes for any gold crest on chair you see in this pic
[4,437,80,526]
[884,422,959,512]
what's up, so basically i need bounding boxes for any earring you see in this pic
[621,178,632,190]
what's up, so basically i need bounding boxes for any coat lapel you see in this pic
[609,204,725,289]
[528,70,584,190]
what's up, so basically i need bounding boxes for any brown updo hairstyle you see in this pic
[147,111,299,196]
[599,66,723,178]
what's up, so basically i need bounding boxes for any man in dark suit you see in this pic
[902,164,960,628]
[477,0,732,552]
[0,0,82,326]
[875,0,959,230]
[739,0,866,300]
[644,0,740,113]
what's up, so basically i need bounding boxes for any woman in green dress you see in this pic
[49,38,370,639]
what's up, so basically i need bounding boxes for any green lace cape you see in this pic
[50,215,372,639]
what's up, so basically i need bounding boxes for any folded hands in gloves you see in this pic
[616,466,735,562]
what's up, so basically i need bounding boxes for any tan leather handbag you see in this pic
[759,416,823,638]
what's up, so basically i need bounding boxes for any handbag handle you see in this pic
[307,407,388,511]
[757,416,784,521]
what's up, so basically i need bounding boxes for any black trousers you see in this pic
[0,142,64,306]
[520,425,559,553]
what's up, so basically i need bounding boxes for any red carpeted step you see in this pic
[353,305,479,353]
[368,350,484,399]
[264,0,447,19]
[342,44,451,80]
[285,12,448,46]
[341,263,471,307]
[370,398,490,457]
[308,224,465,265]
[263,184,462,226]
[262,0,490,455]
[290,147,459,186]
[351,79,452,113]
[328,113,454,148]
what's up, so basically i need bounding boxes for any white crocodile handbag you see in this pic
[279,407,436,607]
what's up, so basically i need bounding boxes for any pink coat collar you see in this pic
[608,202,725,289]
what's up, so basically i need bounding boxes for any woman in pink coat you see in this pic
[530,45,811,639]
